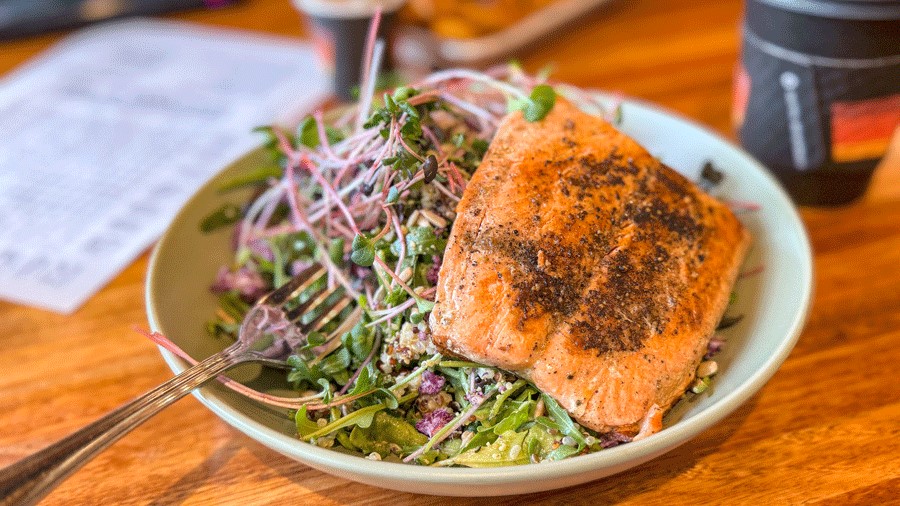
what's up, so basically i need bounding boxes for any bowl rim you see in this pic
[145,93,813,487]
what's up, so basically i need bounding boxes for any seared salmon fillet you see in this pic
[430,98,751,436]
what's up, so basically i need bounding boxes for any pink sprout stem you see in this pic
[355,9,383,132]
[135,328,322,409]
[739,264,765,278]
[726,200,762,213]
[314,110,339,161]
[397,133,426,162]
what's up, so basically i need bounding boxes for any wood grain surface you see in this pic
[1,0,898,504]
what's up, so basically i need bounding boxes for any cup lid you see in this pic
[753,0,900,20]
[293,0,407,19]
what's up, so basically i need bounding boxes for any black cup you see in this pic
[294,0,404,101]
[735,0,900,206]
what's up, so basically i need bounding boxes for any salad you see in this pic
[156,37,736,466]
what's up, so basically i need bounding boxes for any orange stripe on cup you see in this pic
[731,64,751,129]
[831,94,900,163]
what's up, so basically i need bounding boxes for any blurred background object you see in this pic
[735,0,900,206]
[2,0,617,100]
[289,0,615,98]
[393,0,613,68]
[0,0,237,40]
[401,0,556,39]
[293,0,405,101]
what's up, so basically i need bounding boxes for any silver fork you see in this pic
[0,264,355,506]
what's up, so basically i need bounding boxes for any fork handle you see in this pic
[0,345,246,506]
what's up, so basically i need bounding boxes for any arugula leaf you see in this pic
[451,430,529,467]
[252,125,280,148]
[205,319,239,339]
[265,231,315,285]
[438,366,470,399]
[471,139,490,158]
[368,388,400,409]
[717,314,744,330]
[523,423,556,460]
[216,291,250,322]
[303,404,386,440]
[268,236,288,289]
[297,117,319,148]
[348,411,427,456]
[546,443,580,461]
[541,393,587,448]
[347,363,376,395]
[335,430,357,452]
[492,400,532,435]
[488,379,527,420]
[273,230,315,259]
[337,365,399,409]
[295,406,320,438]
[456,428,499,455]
[612,102,624,125]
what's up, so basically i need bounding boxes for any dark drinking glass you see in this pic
[735,0,900,206]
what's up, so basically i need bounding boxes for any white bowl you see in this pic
[146,95,813,496]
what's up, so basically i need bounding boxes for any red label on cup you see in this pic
[311,25,336,71]
[831,93,900,163]
[732,64,751,130]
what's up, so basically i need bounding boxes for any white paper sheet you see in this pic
[0,19,330,313]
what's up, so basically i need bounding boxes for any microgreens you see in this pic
[509,84,557,122]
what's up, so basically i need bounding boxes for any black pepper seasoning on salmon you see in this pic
[430,98,751,436]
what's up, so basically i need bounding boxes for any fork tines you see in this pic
[259,264,327,306]
[261,264,354,335]
[288,286,353,334]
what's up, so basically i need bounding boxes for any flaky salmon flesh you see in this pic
[430,98,751,437]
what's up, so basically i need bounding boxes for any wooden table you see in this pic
[2,1,898,504]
